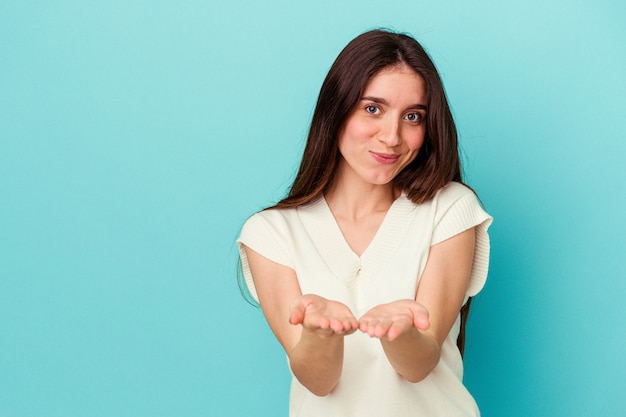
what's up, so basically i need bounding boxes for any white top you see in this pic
[238,182,493,417]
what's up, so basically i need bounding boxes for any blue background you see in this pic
[1,1,625,416]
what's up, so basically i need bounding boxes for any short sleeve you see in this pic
[237,211,293,301]
[431,183,493,297]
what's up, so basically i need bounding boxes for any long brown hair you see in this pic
[263,29,472,354]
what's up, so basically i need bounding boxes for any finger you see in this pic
[290,295,321,326]
[343,327,359,336]
[327,318,343,333]
[358,317,379,334]
[347,317,360,331]
[310,316,331,330]
[329,317,356,334]
[361,319,379,336]
[364,320,388,338]
[386,319,412,341]
[289,302,306,325]
[412,311,430,331]
[414,315,430,330]
[358,318,369,332]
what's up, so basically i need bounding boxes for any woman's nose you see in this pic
[378,118,401,147]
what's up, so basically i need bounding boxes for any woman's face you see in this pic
[337,64,427,187]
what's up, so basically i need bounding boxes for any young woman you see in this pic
[238,29,492,417]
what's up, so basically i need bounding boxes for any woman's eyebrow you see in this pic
[361,96,388,104]
[361,96,427,110]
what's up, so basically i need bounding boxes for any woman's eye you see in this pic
[405,112,423,123]
[365,105,380,114]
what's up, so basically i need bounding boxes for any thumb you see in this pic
[289,298,307,325]
[412,306,431,331]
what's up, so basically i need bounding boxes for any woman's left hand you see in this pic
[358,300,431,341]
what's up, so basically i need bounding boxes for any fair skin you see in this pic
[242,64,476,395]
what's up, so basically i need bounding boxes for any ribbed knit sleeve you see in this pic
[237,211,293,301]
[432,183,493,296]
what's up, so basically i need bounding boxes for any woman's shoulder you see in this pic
[429,181,478,206]
[426,181,485,217]
[238,207,296,253]
[436,181,475,198]
[242,199,320,233]
[242,207,291,230]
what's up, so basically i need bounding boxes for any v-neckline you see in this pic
[321,195,401,259]
[297,193,418,283]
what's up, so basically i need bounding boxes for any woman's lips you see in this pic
[370,151,400,165]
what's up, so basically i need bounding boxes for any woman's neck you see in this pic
[324,177,398,221]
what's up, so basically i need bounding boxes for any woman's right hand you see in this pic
[289,294,359,336]
[243,247,351,395]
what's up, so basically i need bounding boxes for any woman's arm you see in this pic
[358,227,476,382]
[243,246,358,396]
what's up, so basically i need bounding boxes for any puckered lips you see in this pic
[370,151,400,165]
